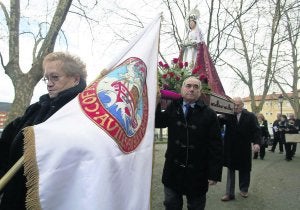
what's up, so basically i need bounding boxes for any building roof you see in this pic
[243,91,299,102]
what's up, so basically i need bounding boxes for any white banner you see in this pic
[24,14,161,210]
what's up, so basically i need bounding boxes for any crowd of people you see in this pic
[156,80,299,210]
[269,113,299,161]
[0,53,299,210]
[0,10,299,210]
[252,112,300,163]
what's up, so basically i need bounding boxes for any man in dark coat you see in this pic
[269,113,284,153]
[155,76,223,210]
[0,52,87,210]
[219,97,261,201]
[287,113,299,158]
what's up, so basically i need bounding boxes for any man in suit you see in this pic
[156,76,223,209]
[219,97,261,201]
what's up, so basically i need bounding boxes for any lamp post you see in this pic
[278,94,283,115]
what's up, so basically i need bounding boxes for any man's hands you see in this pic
[253,144,260,152]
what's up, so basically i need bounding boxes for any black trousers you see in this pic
[164,186,206,210]
[291,143,297,156]
[225,168,250,196]
[271,137,284,152]
[285,143,293,159]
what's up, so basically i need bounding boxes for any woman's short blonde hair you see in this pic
[43,52,87,81]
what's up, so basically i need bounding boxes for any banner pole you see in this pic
[0,156,24,192]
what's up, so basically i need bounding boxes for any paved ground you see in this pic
[151,143,300,210]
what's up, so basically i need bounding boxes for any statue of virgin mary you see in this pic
[180,9,204,70]
[179,8,226,96]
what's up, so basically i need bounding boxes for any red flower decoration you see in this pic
[158,58,192,93]
[192,68,199,74]
[172,58,179,64]
[169,72,175,77]
[163,63,170,69]
[178,62,184,69]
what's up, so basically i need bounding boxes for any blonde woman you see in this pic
[254,113,270,160]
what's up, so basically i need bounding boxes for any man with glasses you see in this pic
[219,97,261,201]
[0,52,87,210]
[155,76,223,210]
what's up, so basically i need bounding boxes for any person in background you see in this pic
[0,52,87,210]
[269,113,284,153]
[219,97,261,201]
[277,115,292,161]
[155,76,223,210]
[288,114,299,157]
[254,113,270,160]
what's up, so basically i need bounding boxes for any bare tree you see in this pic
[273,0,300,117]
[97,0,238,68]
[219,0,286,113]
[0,0,98,124]
[2,0,297,123]
[98,0,298,117]
[0,0,73,124]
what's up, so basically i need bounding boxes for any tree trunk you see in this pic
[3,0,73,125]
[5,74,37,125]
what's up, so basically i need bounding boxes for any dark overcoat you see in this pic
[155,98,223,196]
[260,120,270,139]
[220,109,261,172]
[272,119,281,141]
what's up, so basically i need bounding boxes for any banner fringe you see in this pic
[23,126,41,210]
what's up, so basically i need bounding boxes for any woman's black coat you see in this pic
[0,79,86,210]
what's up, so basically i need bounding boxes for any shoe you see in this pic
[221,195,235,201]
[240,191,248,198]
[269,150,274,152]
[253,157,257,159]
[285,158,292,161]
[279,151,283,154]
[260,157,264,160]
